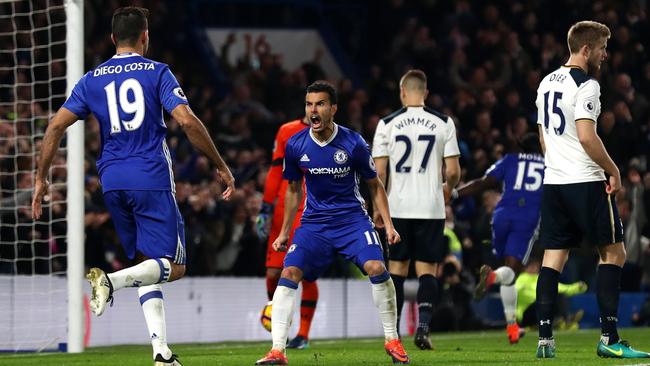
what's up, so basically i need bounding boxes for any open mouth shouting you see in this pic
[310,114,322,129]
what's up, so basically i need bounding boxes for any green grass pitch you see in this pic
[3,328,650,365]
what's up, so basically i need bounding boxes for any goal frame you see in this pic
[65,0,84,354]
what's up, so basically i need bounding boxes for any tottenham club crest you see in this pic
[333,149,348,165]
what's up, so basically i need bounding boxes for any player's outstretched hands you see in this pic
[606,172,621,195]
[385,226,401,245]
[272,232,289,252]
[31,178,49,220]
[217,167,235,200]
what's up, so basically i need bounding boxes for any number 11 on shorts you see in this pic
[364,230,381,245]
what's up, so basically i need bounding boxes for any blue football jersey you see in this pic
[486,153,544,217]
[283,124,377,224]
[62,53,188,192]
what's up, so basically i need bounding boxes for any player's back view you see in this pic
[80,53,183,191]
[455,133,543,344]
[32,7,234,366]
[372,69,460,350]
[373,105,457,220]
[534,20,649,359]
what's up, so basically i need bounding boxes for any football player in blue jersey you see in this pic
[255,81,410,365]
[32,7,234,365]
[453,133,543,344]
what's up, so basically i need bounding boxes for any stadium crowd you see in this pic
[1,0,650,325]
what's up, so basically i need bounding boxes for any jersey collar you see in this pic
[562,64,586,72]
[113,52,141,59]
[310,123,339,147]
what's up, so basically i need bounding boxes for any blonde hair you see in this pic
[567,21,611,54]
[400,69,427,92]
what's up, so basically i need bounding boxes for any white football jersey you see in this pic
[536,66,606,184]
[372,106,460,219]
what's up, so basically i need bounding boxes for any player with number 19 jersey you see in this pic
[62,52,188,263]
[63,52,187,192]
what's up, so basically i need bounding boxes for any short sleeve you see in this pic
[282,140,303,181]
[159,66,189,114]
[62,72,91,119]
[371,119,389,158]
[574,80,601,122]
[535,87,543,126]
[485,155,509,181]
[443,117,461,157]
[353,135,378,180]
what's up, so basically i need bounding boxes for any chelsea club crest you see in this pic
[333,149,348,164]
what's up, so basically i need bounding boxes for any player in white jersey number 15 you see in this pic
[534,20,649,359]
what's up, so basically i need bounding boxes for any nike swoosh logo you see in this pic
[602,345,623,356]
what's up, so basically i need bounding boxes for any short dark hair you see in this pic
[519,132,542,154]
[112,7,149,46]
[306,81,337,105]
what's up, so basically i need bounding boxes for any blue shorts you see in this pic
[103,190,186,264]
[284,218,385,281]
[491,211,538,264]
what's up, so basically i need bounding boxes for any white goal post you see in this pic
[0,0,84,353]
[65,0,84,354]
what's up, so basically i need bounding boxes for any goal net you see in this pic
[0,0,83,352]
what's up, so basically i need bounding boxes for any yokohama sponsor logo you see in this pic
[308,166,351,175]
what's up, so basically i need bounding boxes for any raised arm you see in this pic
[171,104,235,199]
[456,174,498,199]
[32,107,79,219]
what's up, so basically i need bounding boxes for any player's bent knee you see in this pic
[363,260,387,277]
[281,266,303,282]
[168,263,186,282]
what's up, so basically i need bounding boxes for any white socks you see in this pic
[271,285,297,351]
[500,284,518,324]
[139,284,172,360]
[493,266,515,285]
[494,266,517,324]
[371,278,399,341]
[109,258,171,291]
